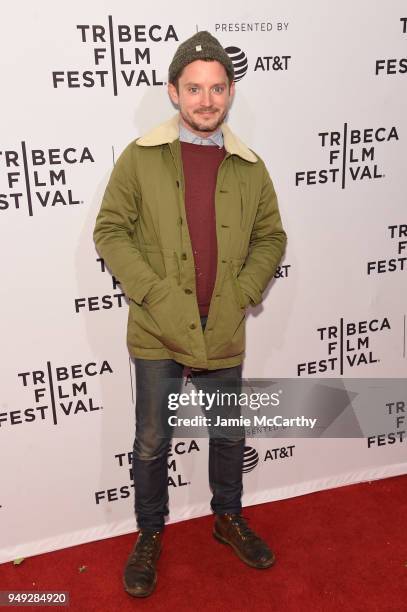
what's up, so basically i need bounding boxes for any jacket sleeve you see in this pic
[236,160,287,307]
[93,143,162,305]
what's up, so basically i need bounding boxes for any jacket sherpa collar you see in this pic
[136,113,258,163]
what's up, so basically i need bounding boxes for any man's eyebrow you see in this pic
[183,81,227,87]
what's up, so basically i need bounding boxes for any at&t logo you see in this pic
[225,46,248,81]
[243,445,296,472]
[243,446,259,472]
[224,45,291,81]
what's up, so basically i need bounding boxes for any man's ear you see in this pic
[168,82,179,106]
[229,80,236,100]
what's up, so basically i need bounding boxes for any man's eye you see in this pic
[213,86,225,93]
[189,87,199,93]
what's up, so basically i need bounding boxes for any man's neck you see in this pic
[179,121,224,148]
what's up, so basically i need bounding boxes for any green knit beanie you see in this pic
[168,31,234,84]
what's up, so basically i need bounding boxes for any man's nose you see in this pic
[200,89,212,107]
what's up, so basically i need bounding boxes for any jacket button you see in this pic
[189,323,197,330]
[184,288,193,294]
[181,253,187,260]
[221,259,227,263]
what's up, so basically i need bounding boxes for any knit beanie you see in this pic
[168,31,234,84]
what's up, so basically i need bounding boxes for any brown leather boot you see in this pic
[213,513,275,569]
[123,530,162,597]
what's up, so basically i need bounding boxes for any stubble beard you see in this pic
[180,106,229,135]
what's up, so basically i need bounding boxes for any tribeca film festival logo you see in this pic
[295,125,399,188]
[375,17,407,75]
[0,361,112,428]
[94,440,200,504]
[367,399,406,449]
[367,223,407,275]
[0,144,94,216]
[75,257,126,313]
[297,316,391,376]
[52,19,178,94]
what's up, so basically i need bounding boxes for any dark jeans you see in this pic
[132,317,245,531]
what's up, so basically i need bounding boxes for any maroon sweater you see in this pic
[180,142,226,315]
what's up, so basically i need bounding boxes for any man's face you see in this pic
[168,60,235,138]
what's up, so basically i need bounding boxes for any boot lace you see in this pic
[229,515,261,542]
[129,532,160,568]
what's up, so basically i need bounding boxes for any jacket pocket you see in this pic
[239,182,249,230]
[139,244,178,281]
[142,278,193,355]
[206,284,246,359]
[143,277,171,306]
[229,259,250,309]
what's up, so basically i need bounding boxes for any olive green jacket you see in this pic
[93,114,287,369]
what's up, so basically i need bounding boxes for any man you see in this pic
[94,31,287,598]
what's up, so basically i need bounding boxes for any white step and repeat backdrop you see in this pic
[1,1,406,563]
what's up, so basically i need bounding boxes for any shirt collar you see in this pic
[179,122,224,148]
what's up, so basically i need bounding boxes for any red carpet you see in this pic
[1,475,406,611]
